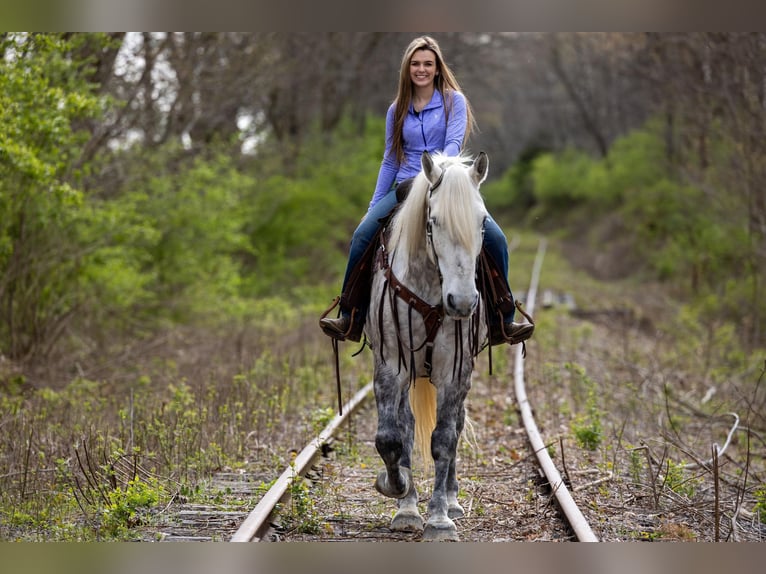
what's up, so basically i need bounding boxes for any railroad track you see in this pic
[230,238,598,542]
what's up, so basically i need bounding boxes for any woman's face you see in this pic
[409,48,438,89]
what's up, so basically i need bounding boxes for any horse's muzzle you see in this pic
[445,292,479,319]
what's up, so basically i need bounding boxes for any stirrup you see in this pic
[319,297,363,342]
[489,301,535,350]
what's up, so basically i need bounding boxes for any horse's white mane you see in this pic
[389,153,487,262]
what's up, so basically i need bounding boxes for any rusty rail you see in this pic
[230,381,373,542]
[513,238,599,542]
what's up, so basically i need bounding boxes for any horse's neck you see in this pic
[391,248,441,303]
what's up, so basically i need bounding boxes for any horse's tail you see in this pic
[409,377,437,471]
[409,377,478,472]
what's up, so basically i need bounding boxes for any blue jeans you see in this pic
[340,188,515,323]
[342,188,400,289]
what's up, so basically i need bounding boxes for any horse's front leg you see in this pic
[373,368,411,499]
[423,381,469,542]
[446,402,467,519]
[391,478,424,532]
[391,385,424,532]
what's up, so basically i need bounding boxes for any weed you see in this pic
[752,484,766,523]
[547,443,557,458]
[573,418,602,451]
[286,464,322,534]
[636,529,661,541]
[629,448,643,484]
[524,479,536,503]
[101,477,164,537]
[663,459,701,499]
[310,406,336,435]
[566,363,603,451]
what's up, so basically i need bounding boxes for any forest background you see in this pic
[1,32,765,539]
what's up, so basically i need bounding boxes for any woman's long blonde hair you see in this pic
[390,35,477,166]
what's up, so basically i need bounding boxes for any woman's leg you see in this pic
[342,192,397,291]
[321,189,399,340]
[482,215,515,322]
[482,216,535,345]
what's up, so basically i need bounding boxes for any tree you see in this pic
[634,33,766,344]
[0,34,107,360]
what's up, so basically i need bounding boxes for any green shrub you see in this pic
[663,460,701,499]
[101,477,164,537]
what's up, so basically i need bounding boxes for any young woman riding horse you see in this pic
[320,35,533,348]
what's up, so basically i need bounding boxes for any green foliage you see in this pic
[0,326,338,539]
[572,417,602,451]
[565,362,604,451]
[0,34,108,359]
[241,115,384,296]
[522,117,762,345]
[526,122,668,222]
[481,145,548,215]
[667,295,744,378]
[101,477,164,537]
[286,465,322,534]
[754,484,766,524]
[310,406,336,435]
[0,55,385,356]
[0,32,387,361]
[621,176,743,290]
[663,460,701,499]
[530,148,595,209]
[122,152,253,324]
[606,120,669,193]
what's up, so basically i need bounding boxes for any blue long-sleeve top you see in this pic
[368,89,467,211]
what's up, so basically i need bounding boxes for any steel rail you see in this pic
[230,381,374,542]
[513,238,599,542]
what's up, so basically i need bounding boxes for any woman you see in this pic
[320,35,532,347]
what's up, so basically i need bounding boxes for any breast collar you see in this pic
[375,229,443,378]
[376,231,444,344]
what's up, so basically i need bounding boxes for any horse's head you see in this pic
[422,151,489,319]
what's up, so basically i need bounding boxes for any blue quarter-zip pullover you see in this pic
[369,90,467,211]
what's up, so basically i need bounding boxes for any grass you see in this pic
[0,306,353,541]
[502,225,766,541]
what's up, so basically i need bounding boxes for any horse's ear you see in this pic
[421,151,436,182]
[471,151,489,185]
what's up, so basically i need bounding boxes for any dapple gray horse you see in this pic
[366,151,489,541]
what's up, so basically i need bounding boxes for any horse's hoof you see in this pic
[422,521,459,542]
[374,468,412,499]
[391,510,424,532]
[447,502,465,519]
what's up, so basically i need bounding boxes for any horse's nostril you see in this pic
[447,294,455,309]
